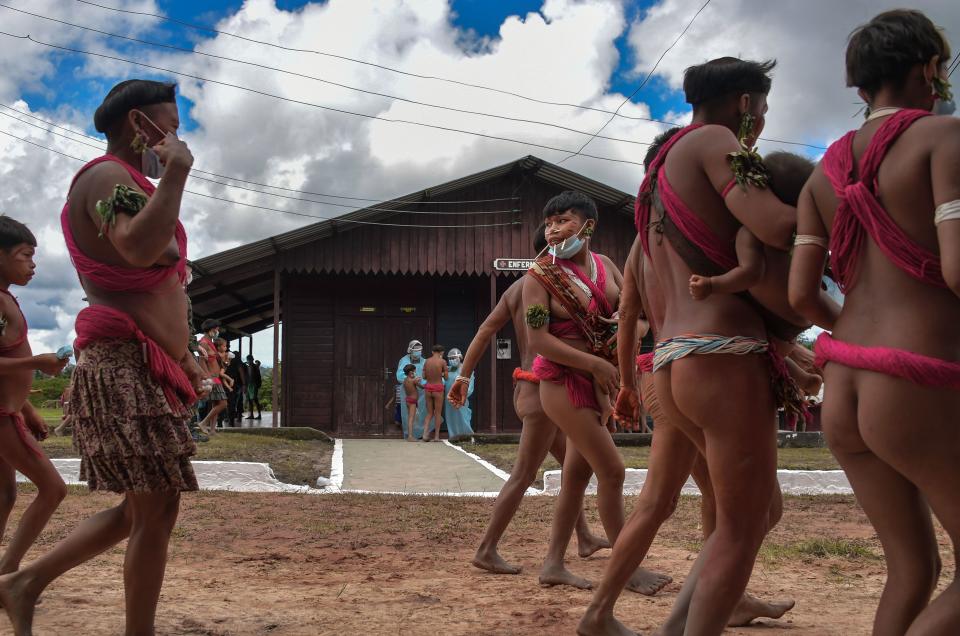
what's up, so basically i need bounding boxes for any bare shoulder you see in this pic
[920,114,960,148]
[72,161,143,203]
[597,253,622,276]
[692,124,740,150]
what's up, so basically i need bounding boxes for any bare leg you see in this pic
[655,355,778,636]
[421,394,438,441]
[840,369,960,635]
[432,394,444,441]
[472,410,557,574]
[0,423,67,575]
[0,499,133,634]
[406,405,418,441]
[546,433,610,557]
[123,491,182,635]
[199,401,226,436]
[539,381,668,594]
[578,411,695,635]
[0,462,16,550]
[539,440,595,590]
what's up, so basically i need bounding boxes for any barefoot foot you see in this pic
[539,565,593,590]
[577,607,638,636]
[727,593,795,627]
[577,533,611,558]
[0,572,39,636]
[471,548,522,575]
[625,567,672,596]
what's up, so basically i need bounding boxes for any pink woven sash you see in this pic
[635,123,737,272]
[636,352,654,374]
[532,355,600,412]
[61,155,188,293]
[815,332,960,390]
[75,305,197,409]
[821,109,944,291]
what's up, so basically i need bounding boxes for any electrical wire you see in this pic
[63,0,825,150]
[0,30,647,166]
[0,109,521,214]
[0,128,523,228]
[559,0,711,164]
[0,3,648,148]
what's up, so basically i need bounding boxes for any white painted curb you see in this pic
[542,468,853,496]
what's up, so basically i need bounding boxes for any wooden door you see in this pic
[335,318,387,437]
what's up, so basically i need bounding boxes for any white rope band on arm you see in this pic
[794,234,829,249]
[934,199,960,226]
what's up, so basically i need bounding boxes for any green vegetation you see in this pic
[760,538,880,564]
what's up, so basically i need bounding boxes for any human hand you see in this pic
[689,275,712,300]
[25,409,49,441]
[590,358,620,398]
[153,133,194,170]
[33,353,68,376]
[613,386,641,431]
[181,356,210,399]
[447,381,467,408]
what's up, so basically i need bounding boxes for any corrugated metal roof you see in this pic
[190,154,635,278]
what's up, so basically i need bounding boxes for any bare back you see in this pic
[0,294,32,412]
[422,356,446,384]
[807,115,960,359]
[653,128,767,340]
[68,163,189,360]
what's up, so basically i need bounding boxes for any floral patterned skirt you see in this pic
[68,339,198,493]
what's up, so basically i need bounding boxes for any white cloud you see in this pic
[627,0,960,153]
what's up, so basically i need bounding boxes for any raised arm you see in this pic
[82,133,192,268]
[447,286,514,407]
[617,237,644,393]
[701,126,796,250]
[788,175,842,330]
[932,118,960,298]
[522,275,619,397]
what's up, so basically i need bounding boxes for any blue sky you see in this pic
[15,0,686,136]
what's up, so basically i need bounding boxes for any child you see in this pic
[421,345,448,442]
[402,364,421,442]
[688,152,823,395]
[0,216,69,576]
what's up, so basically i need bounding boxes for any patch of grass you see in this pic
[455,442,840,488]
[760,538,880,564]
[40,433,333,487]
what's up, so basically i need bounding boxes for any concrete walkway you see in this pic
[338,440,509,495]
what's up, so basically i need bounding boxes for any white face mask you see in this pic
[141,146,165,179]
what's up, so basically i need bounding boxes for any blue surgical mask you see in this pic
[548,223,591,260]
[410,353,421,362]
[934,98,956,116]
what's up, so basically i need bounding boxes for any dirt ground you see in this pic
[1,488,952,635]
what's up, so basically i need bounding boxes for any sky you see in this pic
[0,0,956,363]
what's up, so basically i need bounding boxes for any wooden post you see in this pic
[489,273,497,433]
[272,267,280,428]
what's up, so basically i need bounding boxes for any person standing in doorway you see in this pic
[421,345,448,442]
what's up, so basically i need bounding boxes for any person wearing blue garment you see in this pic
[395,339,427,438]
[443,348,475,441]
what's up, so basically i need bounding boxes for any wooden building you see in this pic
[188,155,637,436]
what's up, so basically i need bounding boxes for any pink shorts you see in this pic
[425,383,445,393]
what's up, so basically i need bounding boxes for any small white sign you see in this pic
[496,338,512,360]
[493,258,534,271]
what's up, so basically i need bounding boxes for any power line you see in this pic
[65,0,825,151]
[0,3,647,148]
[0,31,647,167]
[560,0,712,164]
[0,128,523,228]
[0,109,521,214]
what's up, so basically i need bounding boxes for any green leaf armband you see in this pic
[525,304,550,329]
[94,184,149,237]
